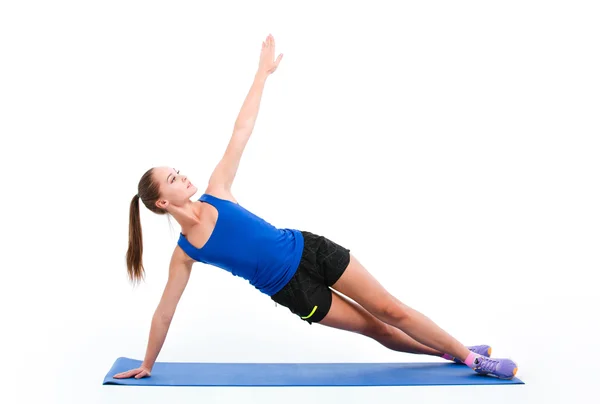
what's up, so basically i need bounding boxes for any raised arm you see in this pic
[208,34,283,191]
[113,247,193,379]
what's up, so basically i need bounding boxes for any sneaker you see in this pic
[452,345,492,363]
[472,356,518,379]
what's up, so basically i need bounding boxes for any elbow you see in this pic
[233,123,253,135]
[155,311,174,324]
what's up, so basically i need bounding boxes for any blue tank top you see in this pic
[177,193,304,296]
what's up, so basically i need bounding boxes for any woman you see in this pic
[114,34,518,381]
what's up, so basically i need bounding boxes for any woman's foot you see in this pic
[443,345,492,363]
[472,356,518,379]
[455,345,492,363]
[465,352,518,379]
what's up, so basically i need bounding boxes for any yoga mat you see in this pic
[103,357,524,386]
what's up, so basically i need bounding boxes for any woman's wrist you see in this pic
[255,71,269,83]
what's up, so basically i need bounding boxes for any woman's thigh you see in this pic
[318,288,391,337]
[331,254,399,318]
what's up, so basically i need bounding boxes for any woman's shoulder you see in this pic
[202,184,239,204]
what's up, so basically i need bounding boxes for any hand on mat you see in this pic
[258,34,283,76]
[113,366,151,379]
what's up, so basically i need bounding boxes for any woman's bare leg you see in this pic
[330,254,472,362]
[318,288,445,357]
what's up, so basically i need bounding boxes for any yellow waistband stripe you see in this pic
[301,305,318,319]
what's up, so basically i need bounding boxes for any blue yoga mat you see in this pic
[103,357,524,386]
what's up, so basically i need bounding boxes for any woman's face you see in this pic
[153,166,197,209]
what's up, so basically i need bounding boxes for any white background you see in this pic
[1,1,598,403]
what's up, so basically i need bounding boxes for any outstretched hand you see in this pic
[113,365,152,380]
[258,34,283,76]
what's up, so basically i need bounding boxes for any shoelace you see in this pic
[475,357,499,372]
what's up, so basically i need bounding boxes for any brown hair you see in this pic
[126,167,167,285]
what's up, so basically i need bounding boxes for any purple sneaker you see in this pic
[453,345,492,363]
[472,356,519,379]
[450,345,492,363]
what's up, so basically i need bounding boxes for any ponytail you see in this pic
[126,167,165,284]
[126,193,145,285]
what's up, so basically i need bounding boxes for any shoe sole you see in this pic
[475,365,518,380]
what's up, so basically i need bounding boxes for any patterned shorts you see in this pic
[270,230,351,324]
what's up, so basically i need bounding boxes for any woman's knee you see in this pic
[372,298,410,324]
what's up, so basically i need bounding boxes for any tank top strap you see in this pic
[199,193,221,205]
[199,193,238,207]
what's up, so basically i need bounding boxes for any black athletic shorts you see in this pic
[270,230,351,325]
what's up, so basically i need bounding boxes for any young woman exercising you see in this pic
[114,34,518,381]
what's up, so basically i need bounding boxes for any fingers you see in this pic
[263,34,274,49]
[113,367,149,379]
[113,370,133,379]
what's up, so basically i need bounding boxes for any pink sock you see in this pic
[464,351,482,368]
[441,353,454,361]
